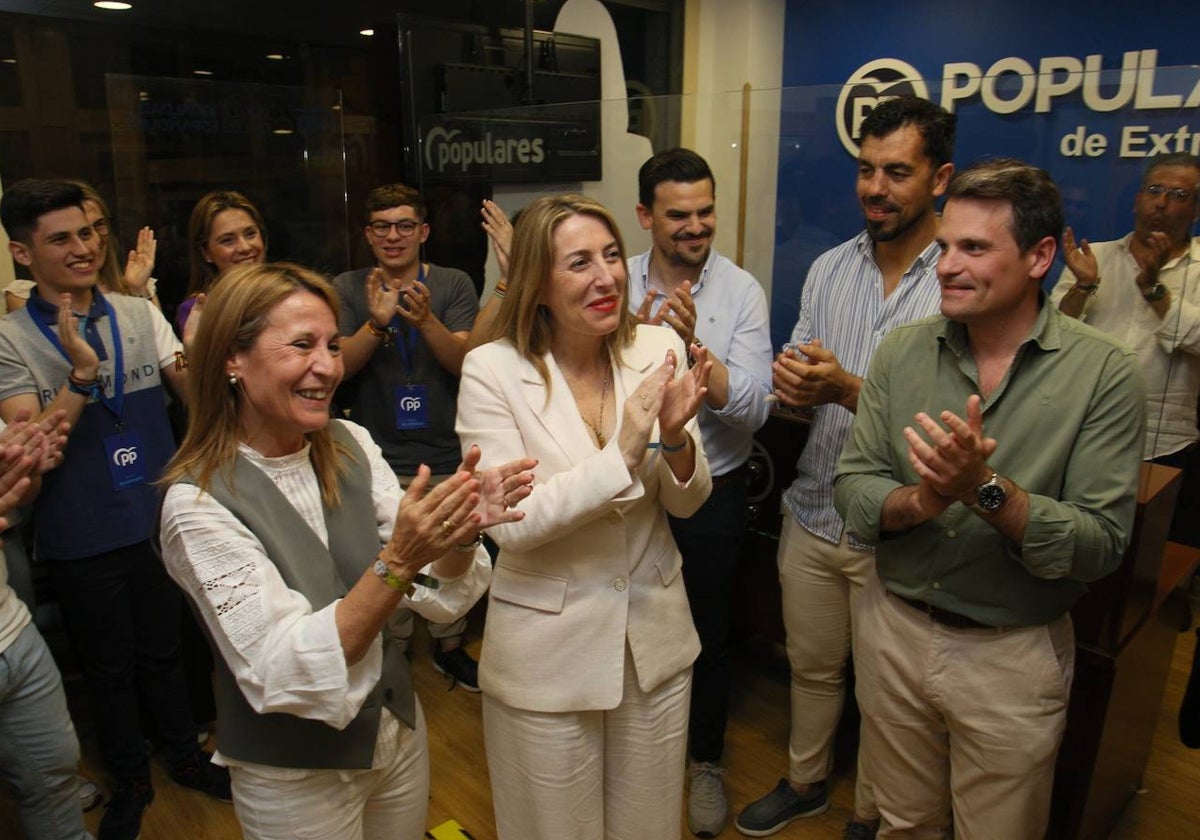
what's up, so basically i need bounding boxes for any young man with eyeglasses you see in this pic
[1052,153,1200,547]
[333,183,481,688]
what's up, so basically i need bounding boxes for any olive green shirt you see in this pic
[834,302,1145,627]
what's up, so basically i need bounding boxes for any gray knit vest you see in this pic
[177,422,414,769]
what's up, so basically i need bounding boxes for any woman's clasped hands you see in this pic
[380,446,537,580]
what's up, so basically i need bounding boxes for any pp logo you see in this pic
[836,58,929,157]
[424,127,461,173]
[399,395,423,411]
[112,446,139,467]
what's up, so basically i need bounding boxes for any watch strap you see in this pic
[373,557,414,595]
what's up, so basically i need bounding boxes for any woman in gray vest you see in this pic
[158,262,535,840]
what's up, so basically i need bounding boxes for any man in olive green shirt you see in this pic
[833,159,1144,838]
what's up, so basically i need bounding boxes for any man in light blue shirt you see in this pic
[737,98,956,840]
[627,147,773,838]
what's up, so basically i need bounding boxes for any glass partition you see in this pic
[104,74,349,321]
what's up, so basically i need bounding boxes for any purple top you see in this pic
[176,295,198,335]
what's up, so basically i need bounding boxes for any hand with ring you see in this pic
[383,465,485,580]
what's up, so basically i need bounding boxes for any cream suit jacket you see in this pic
[456,324,712,712]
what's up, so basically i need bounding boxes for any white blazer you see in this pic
[456,324,712,712]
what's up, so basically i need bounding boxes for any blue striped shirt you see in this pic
[781,231,943,547]
[628,248,773,477]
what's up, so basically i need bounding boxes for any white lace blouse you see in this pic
[160,420,490,736]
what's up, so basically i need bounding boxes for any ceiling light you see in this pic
[94,2,133,10]
[266,53,285,60]
[193,69,213,76]
[360,29,375,37]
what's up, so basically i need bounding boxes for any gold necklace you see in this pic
[585,371,609,447]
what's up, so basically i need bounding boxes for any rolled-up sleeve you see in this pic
[833,337,901,544]
[1016,346,1145,582]
[707,284,772,434]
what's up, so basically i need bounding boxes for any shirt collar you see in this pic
[853,230,942,276]
[634,246,718,298]
[937,293,1059,356]
[27,284,105,325]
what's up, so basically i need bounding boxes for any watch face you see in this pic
[977,481,1006,511]
[1146,283,1168,301]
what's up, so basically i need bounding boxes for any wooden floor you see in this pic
[3,615,1198,839]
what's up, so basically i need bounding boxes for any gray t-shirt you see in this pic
[333,264,478,474]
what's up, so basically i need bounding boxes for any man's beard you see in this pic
[668,232,711,267]
[865,204,927,243]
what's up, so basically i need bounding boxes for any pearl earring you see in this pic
[228,373,238,387]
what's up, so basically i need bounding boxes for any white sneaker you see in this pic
[78,776,102,812]
[688,760,728,838]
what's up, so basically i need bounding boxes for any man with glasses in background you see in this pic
[1052,153,1200,550]
[333,183,481,688]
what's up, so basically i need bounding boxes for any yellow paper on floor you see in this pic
[427,819,474,839]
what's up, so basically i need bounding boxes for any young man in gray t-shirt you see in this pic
[333,183,481,689]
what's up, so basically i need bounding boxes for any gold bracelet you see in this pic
[365,319,389,338]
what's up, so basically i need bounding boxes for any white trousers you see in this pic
[230,702,430,840]
[778,517,877,818]
[855,573,1073,839]
[483,646,692,840]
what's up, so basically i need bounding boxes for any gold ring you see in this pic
[440,519,456,535]
[641,395,652,411]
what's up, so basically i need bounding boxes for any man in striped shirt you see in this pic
[735,97,956,840]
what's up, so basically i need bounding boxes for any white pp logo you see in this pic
[112,446,138,467]
[836,58,929,157]
[399,395,423,411]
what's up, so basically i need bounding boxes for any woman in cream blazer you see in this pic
[457,194,712,840]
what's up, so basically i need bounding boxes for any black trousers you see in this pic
[1152,443,1200,547]
[48,540,198,784]
[668,466,747,764]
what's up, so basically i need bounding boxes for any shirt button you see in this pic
[612,577,627,592]
[932,581,941,590]
[947,530,957,538]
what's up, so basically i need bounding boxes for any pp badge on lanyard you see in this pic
[390,264,429,430]
[394,384,428,430]
[104,428,146,489]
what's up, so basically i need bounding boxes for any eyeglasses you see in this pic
[367,219,422,237]
[92,217,110,236]
[1143,184,1195,204]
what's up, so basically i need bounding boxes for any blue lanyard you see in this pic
[29,292,125,424]
[387,263,425,380]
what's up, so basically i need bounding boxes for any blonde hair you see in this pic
[487,194,634,387]
[161,262,350,506]
[187,190,268,297]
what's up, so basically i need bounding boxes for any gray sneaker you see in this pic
[843,820,878,840]
[688,760,729,838]
[735,778,829,837]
